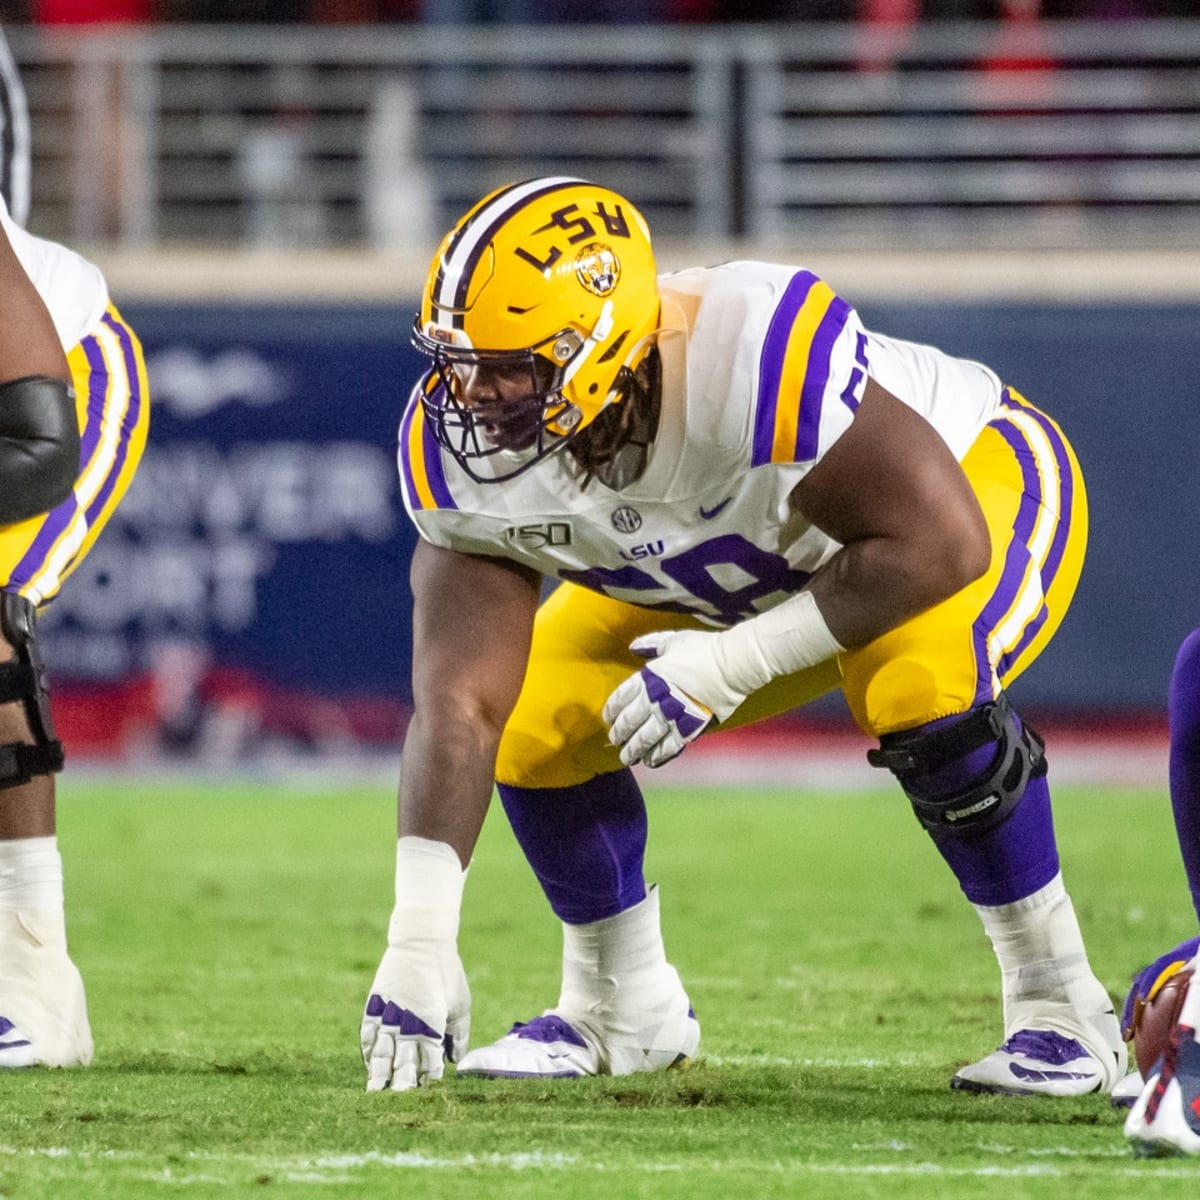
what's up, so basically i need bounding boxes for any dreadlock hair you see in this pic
[566,346,662,489]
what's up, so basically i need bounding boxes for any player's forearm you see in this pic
[397,709,499,868]
[709,528,985,703]
[807,527,988,649]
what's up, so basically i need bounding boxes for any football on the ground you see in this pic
[1134,968,1193,1077]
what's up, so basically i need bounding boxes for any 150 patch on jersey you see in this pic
[504,521,573,549]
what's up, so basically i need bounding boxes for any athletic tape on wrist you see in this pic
[717,590,844,695]
[389,836,466,946]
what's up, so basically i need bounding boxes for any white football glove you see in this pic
[361,944,471,1092]
[603,630,741,769]
[602,594,845,770]
[361,836,470,1092]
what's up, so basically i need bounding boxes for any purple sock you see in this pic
[1168,627,1200,924]
[927,771,1060,906]
[497,769,648,924]
[897,709,1061,907]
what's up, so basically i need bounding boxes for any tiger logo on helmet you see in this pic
[411,177,660,482]
[574,242,620,298]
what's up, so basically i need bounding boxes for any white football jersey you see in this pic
[398,260,1005,629]
[0,193,108,349]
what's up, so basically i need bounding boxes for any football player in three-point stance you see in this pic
[0,194,149,1068]
[361,176,1125,1097]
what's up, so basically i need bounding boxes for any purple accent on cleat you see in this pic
[1010,1063,1094,1083]
[508,1014,589,1048]
[0,1017,30,1048]
[380,1001,441,1041]
[642,668,707,738]
[1001,1029,1090,1066]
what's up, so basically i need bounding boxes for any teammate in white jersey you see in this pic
[0,194,149,1069]
[361,177,1125,1098]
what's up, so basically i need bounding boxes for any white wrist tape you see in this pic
[388,836,466,948]
[714,590,844,697]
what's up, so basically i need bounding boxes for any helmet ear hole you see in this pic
[597,330,629,365]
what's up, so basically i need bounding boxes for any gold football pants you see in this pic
[496,389,1086,789]
[0,303,149,607]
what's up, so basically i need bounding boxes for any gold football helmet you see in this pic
[412,177,661,481]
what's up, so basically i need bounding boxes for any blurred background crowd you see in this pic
[2,1,1199,24]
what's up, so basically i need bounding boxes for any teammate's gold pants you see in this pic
[0,303,149,606]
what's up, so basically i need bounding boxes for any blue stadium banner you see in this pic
[40,297,1200,760]
[44,303,425,760]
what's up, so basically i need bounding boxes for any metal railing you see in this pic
[8,20,1200,250]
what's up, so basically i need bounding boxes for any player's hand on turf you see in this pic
[361,946,471,1092]
[603,629,749,768]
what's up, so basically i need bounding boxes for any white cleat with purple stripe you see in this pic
[0,1017,35,1068]
[951,1027,1122,1097]
[456,996,700,1080]
[456,1013,603,1078]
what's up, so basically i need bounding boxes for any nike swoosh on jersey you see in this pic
[699,497,732,520]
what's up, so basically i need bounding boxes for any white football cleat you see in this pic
[0,911,93,1069]
[456,990,699,1079]
[952,1011,1125,1098]
[455,1012,603,1078]
[1124,1047,1200,1156]
[1110,1069,1145,1109]
[459,887,699,1080]
[0,1017,35,1068]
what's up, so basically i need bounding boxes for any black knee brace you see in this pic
[0,592,65,787]
[866,693,1045,835]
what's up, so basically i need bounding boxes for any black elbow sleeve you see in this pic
[0,375,81,525]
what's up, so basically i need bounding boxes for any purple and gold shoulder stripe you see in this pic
[973,387,1080,702]
[398,379,457,513]
[751,269,856,468]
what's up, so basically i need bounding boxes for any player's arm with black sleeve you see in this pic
[361,539,541,1092]
[0,221,79,525]
[604,377,991,768]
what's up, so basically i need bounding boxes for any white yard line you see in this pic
[3,1143,1200,1184]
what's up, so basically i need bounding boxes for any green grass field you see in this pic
[2,774,1197,1199]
